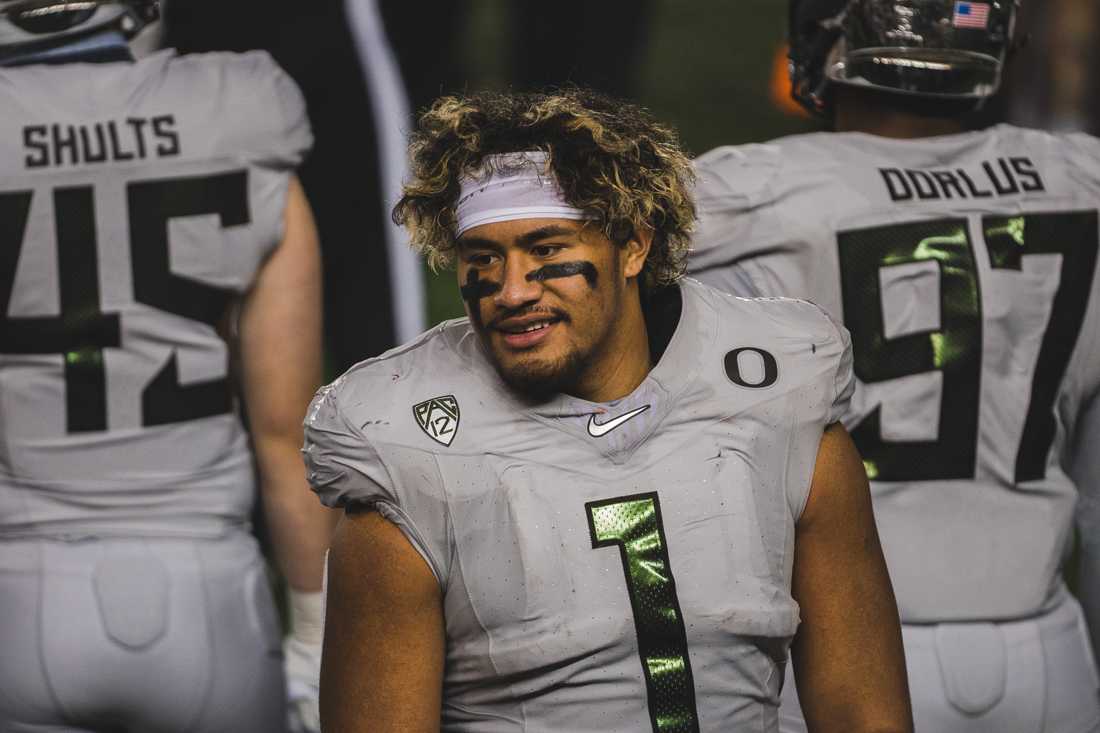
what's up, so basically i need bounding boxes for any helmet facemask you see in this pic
[829,0,1018,99]
[0,0,159,54]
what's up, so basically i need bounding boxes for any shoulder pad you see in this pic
[197,50,313,169]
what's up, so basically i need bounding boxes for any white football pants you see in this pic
[0,532,287,733]
[780,594,1100,733]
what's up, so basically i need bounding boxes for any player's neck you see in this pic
[834,101,965,140]
[570,285,652,404]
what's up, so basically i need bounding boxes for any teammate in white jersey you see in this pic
[689,1,1100,731]
[304,89,912,733]
[0,2,334,731]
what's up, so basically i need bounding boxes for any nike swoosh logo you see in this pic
[587,405,651,438]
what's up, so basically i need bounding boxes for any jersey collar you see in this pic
[524,279,717,463]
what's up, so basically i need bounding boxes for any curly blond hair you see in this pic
[392,89,696,287]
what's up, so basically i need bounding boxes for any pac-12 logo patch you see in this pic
[413,395,460,447]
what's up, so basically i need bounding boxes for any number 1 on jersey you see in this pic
[586,493,700,733]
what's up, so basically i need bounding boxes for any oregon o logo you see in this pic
[724,347,778,389]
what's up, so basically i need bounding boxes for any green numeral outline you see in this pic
[586,492,700,733]
[838,218,982,481]
[838,210,1100,484]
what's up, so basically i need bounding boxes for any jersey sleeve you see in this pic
[1064,132,1100,190]
[689,144,785,275]
[740,295,858,520]
[302,382,451,587]
[213,51,314,264]
[795,301,856,521]
[225,51,313,170]
[818,305,856,425]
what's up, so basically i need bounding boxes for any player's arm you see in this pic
[1070,391,1100,668]
[791,423,913,733]
[321,508,446,732]
[240,174,337,592]
[239,176,337,730]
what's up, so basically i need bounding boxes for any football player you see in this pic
[0,2,334,731]
[688,1,1100,731]
[304,89,913,732]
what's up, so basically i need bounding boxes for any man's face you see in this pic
[456,218,644,398]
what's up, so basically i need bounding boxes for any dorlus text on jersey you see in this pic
[23,116,181,168]
[880,157,1046,202]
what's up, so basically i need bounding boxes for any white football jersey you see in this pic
[690,125,1100,623]
[304,279,854,732]
[0,50,312,538]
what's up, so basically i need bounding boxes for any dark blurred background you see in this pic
[151,0,1100,367]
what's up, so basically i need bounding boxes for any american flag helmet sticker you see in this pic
[953,1,991,29]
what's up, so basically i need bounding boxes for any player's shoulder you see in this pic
[162,49,301,117]
[693,141,782,195]
[688,278,845,352]
[690,132,842,268]
[162,49,311,164]
[986,122,1087,146]
[307,319,485,446]
[0,49,281,103]
[160,49,286,88]
[973,123,1100,166]
[952,124,1100,193]
[694,141,783,206]
[1054,128,1100,185]
[694,132,836,199]
[315,318,472,411]
[1061,128,1100,152]
[682,280,851,416]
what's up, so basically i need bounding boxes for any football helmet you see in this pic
[0,0,158,52]
[789,0,1020,116]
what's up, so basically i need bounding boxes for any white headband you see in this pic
[454,151,592,237]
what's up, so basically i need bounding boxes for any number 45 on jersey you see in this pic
[0,171,249,433]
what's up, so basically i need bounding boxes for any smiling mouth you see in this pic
[499,319,558,334]
[494,317,564,349]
